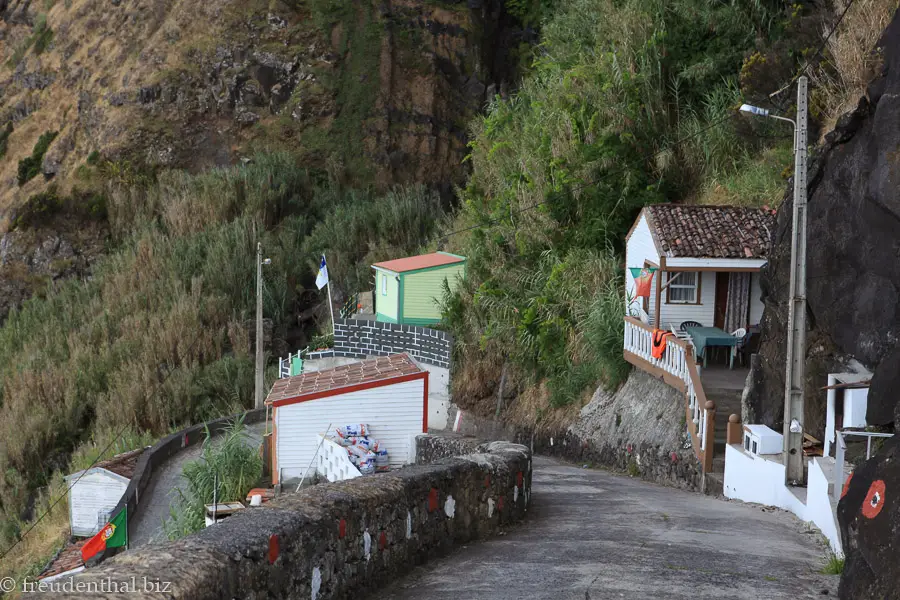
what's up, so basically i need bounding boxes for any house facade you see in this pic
[625,205,775,332]
[266,353,429,484]
[372,252,466,326]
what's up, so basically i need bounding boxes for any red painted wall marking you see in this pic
[484,475,490,488]
[497,496,504,511]
[516,472,523,488]
[841,474,853,499]
[428,488,439,512]
[862,480,886,519]
[338,519,346,539]
[268,534,279,564]
[379,531,388,550]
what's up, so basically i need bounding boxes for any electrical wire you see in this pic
[0,332,207,564]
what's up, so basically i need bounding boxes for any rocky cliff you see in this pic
[0,0,522,320]
[742,7,900,597]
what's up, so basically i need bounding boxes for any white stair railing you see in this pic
[315,435,362,482]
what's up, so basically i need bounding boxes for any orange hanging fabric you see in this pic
[651,329,671,359]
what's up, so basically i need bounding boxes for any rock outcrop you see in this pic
[744,16,900,437]
[742,8,900,597]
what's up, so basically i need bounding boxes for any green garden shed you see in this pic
[372,252,466,325]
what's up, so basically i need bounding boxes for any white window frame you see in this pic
[665,271,698,304]
[382,274,388,296]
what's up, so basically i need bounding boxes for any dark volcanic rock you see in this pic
[744,8,900,599]
[746,11,900,437]
[838,436,900,599]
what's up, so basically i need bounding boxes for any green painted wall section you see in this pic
[401,263,466,323]
[374,268,399,322]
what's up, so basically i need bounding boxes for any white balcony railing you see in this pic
[624,316,715,472]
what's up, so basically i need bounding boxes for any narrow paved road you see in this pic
[129,422,267,547]
[375,457,838,599]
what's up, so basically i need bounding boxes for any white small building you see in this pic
[266,353,429,484]
[65,448,143,538]
[624,204,774,332]
[823,373,871,456]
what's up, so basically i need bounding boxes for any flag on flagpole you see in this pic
[315,255,329,290]
[81,506,127,562]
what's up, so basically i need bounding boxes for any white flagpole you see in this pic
[324,254,335,336]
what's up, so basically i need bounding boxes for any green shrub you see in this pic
[32,17,54,55]
[17,130,58,186]
[86,150,101,166]
[164,418,263,540]
[822,553,845,575]
[0,122,13,160]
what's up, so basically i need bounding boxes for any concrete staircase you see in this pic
[702,387,743,496]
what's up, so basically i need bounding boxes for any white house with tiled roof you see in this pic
[266,353,428,484]
[625,204,775,333]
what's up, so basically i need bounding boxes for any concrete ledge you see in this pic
[39,442,531,599]
[415,433,484,464]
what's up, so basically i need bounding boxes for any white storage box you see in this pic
[742,424,783,456]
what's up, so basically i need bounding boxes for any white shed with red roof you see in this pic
[266,353,428,484]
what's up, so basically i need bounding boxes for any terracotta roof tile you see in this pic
[372,252,464,273]
[39,540,86,579]
[645,204,776,259]
[94,447,144,479]
[265,353,424,405]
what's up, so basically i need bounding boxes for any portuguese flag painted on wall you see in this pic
[81,506,127,562]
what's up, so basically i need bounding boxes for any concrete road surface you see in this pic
[128,421,267,548]
[374,456,839,600]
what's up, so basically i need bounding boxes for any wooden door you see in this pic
[714,273,729,329]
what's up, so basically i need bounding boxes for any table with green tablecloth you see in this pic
[685,326,738,368]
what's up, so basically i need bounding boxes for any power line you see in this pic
[0,332,207,564]
[770,0,857,109]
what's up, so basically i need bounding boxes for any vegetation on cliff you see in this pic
[0,0,896,586]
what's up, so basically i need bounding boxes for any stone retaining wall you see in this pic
[414,432,484,464]
[316,318,452,368]
[40,442,531,599]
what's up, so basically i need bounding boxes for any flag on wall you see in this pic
[629,267,657,298]
[81,506,127,562]
[315,255,329,290]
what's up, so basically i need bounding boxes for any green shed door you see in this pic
[375,269,400,323]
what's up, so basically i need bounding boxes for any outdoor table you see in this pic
[685,326,738,369]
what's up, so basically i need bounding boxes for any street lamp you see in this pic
[255,243,272,410]
[739,77,809,486]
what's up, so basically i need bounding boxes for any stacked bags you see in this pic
[333,425,389,474]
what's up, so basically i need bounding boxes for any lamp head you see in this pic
[262,258,272,266]
[739,103,769,117]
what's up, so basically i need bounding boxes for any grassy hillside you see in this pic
[0,155,443,580]
[1,0,896,585]
[441,0,897,419]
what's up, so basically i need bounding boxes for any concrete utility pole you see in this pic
[783,76,809,485]
[739,76,809,484]
[255,243,271,410]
